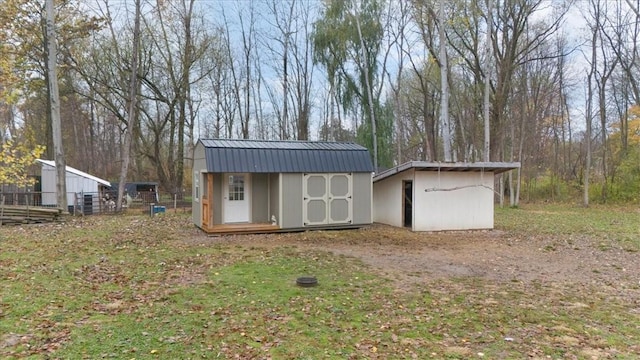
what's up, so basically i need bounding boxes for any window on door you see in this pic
[228,175,245,201]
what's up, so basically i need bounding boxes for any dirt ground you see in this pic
[189,224,640,294]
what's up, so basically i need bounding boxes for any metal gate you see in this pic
[303,173,352,226]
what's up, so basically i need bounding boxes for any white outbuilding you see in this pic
[37,159,111,212]
[373,161,520,231]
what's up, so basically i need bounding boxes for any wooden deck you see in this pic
[202,223,280,235]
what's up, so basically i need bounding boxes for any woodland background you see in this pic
[1,0,639,205]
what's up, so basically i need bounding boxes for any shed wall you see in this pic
[41,165,57,205]
[41,164,100,206]
[414,171,494,231]
[251,173,269,223]
[192,143,206,227]
[352,172,373,225]
[269,173,280,225]
[373,169,414,228]
[281,173,303,228]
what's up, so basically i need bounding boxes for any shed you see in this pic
[109,182,159,204]
[37,159,111,210]
[373,161,520,231]
[192,139,374,234]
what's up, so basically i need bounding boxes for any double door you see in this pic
[303,173,352,226]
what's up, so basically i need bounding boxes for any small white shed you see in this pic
[37,159,111,208]
[373,161,520,231]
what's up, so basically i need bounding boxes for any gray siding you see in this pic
[191,144,207,227]
[251,173,269,223]
[352,172,372,225]
[269,173,280,225]
[281,173,303,228]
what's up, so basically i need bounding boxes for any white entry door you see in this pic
[224,174,250,223]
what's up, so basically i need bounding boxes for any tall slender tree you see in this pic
[116,0,140,212]
[45,0,67,211]
[438,0,452,162]
[583,0,604,207]
[483,0,493,162]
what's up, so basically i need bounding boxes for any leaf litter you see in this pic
[1,211,639,358]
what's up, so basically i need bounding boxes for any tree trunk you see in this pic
[584,1,599,208]
[439,0,452,162]
[483,0,493,162]
[355,13,378,170]
[117,0,141,211]
[46,0,67,211]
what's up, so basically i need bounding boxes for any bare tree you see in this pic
[384,0,412,165]
[404,4,438,161]
[263,0,294,139]
[139,0,214,195]
[602,0,640,157]
[221,3,257,139]
[583,0,604,207]
[203,26,236,139]
[411,0,449,161]
[595,19,618,202]
[483,0,493,162]
[116,0,140,212]
[45,0,67,211]
[437,0,452,162]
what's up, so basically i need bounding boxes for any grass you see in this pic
[496,203,640,252]
[1,204,639,359]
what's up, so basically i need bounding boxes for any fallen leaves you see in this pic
[1,210,640,358]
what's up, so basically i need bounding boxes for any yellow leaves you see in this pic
[0,139,46,187]
[610,105,640,149]
[628,104,640,118]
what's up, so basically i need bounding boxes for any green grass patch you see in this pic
[496,203,640,251]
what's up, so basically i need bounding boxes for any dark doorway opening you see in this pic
[403,180,413,228]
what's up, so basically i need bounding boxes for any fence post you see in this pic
[1,195,4,226]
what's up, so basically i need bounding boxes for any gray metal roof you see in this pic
[373,161,521,182]
[200,139,374,173]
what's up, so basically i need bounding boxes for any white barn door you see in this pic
[303,173,352,226]
[328,174,352,224]
[303,174,328,225]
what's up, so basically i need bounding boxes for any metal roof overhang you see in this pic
[200,138,367,151]
[205,148,374,173]
[373,161,521,182]
[37,159,111,187]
